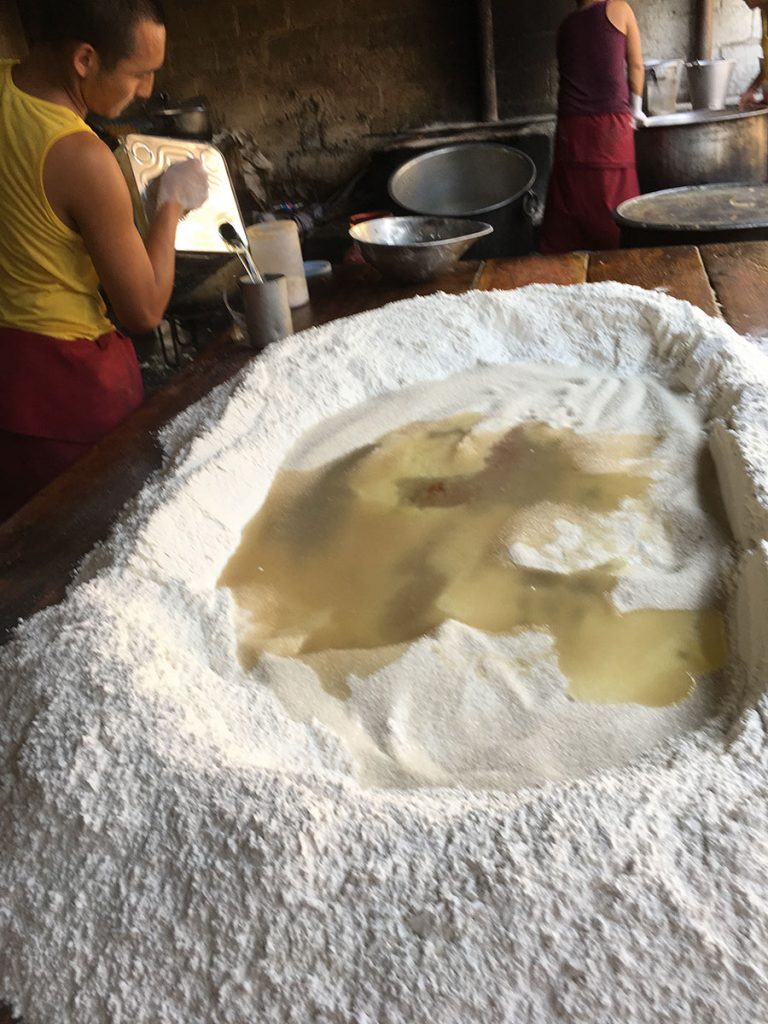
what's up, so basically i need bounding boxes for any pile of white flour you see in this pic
[2,283,768,1023]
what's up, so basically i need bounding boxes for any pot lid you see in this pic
[389,144,536,217]
[614,183,768,231]
[115,134,247,254]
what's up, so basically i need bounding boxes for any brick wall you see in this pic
[160,0,764,193]
[160,0,480,191]
[3,0,763,193]
[493,0,762,119]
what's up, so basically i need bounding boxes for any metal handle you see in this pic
[522,190,542,225]
[222,286,246,341]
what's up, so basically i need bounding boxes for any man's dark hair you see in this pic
[26,0,166,69]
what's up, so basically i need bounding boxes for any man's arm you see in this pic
[44,133,200,334]
[607,1,645,105]
[607,1,645,123]
[741,10,768,109]
[623,6,645,99]
[739,69,765,109]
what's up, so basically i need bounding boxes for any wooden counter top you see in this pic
[0,242,765,652]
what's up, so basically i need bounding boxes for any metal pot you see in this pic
[635,106,768,193]
[158,105,212,140]
[170,252,236,315]
[388,143,539,259]
[144,95,213,140]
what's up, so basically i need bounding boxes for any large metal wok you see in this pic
[635,107,768,193]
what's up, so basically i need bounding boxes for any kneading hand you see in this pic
[156,157,209,215]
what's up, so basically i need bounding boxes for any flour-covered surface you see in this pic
[2,283,768,1023]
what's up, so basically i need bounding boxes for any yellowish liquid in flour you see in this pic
[219,415,727,707]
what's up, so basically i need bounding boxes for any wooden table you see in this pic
[0,239,767,1022]
[1,242,767,653]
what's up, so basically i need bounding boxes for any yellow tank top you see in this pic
[0,61,114,341]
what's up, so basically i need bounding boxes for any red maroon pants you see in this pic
[539,111,640,254]
[0,327,143,522]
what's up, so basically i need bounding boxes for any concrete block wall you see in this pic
[160,0,480,191]
[160,0,765,192]
[716,0,764,94]
[494,0,763,118]
[2,0,764,192]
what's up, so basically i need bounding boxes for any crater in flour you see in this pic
[219,362,732,791]
[221,414,726,707]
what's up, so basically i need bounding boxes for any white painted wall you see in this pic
[715,0,764,93]
[638,0,763,96]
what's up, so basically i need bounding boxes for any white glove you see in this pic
[156,157,209,214]
[631,93,648,127]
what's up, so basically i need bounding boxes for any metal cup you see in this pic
[238,274,293,350]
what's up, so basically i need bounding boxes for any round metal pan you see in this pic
[614,182,768,248]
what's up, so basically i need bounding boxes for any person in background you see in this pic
[539,0,645,254]
[739,0,768,109]
[0,0,209,522]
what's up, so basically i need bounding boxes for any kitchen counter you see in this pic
[1,242,767,655]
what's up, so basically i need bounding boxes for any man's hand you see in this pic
[156,157,209,215]
[739,84,765,110]
[631,93,648,127]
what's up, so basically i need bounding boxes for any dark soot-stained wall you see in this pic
[2,0,763,192]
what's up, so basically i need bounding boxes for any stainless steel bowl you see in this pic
[348,216,493,283]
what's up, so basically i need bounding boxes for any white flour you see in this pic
[2,283,768,1023]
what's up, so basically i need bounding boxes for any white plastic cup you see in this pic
[246,220,310,309]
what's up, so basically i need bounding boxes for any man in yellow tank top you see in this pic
[739,0,768,108]
[0,0,209,520]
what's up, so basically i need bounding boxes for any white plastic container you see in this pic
[246,220,309,308]
[643,60,684,116]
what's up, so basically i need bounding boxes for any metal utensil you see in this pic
[116,135,246,254]
[348,216,493,283]
[219,222,263,284]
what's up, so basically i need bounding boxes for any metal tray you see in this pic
[115,134,247,254]
[615,183,768,231]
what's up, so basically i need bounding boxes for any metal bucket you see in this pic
[685,60,735,111]
[388,143,538,259]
